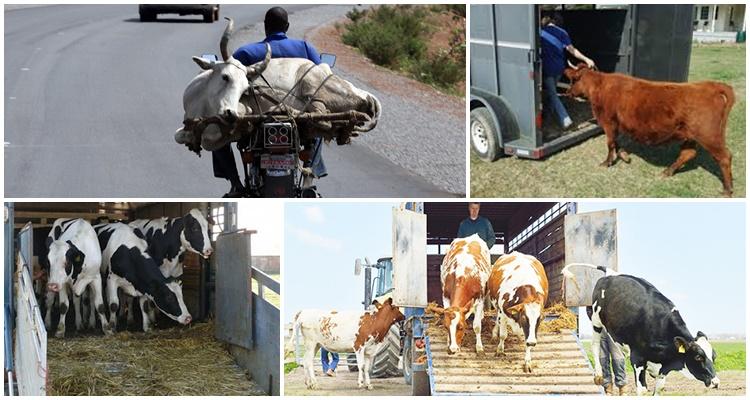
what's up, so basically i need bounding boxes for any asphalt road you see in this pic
[4,4,456,197]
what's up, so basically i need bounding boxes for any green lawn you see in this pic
[252,273,280,308]
[471,44,746,198]
[581,340,746,373]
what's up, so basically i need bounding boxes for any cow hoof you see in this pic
[475,345,484,354]
[661,168,674,177]
[599,160,612,168]
[366,385,374,391]
[55,330,65,339]
[594,375,604,386]
[722,190,733,198]
[523,363,532,373]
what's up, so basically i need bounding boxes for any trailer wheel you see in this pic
[370,325,402,378]
[470,106,502,162]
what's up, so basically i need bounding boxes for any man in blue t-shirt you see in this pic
[457,203,495,250]
[212,6,327,197]
[540,10,595,130]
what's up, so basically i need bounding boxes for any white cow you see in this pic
[44,218,111,337]
[291,299,404,390]
[175,18,381,152]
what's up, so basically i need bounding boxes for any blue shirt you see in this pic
[232,32,321,66]
[457,217,495,249]
[540,24,572,77]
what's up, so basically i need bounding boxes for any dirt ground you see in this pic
[615,370,745,396]
[284,367,411,396]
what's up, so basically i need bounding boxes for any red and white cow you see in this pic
[488,251,549,373]
[292,298,404,390]
[429,234,491,354]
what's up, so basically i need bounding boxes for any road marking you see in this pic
[21,67,29,71]
[4,142,10,147]
[9,97,16,100]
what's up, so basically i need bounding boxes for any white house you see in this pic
[693,4,745,32]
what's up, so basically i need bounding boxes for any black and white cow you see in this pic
[95,222,192,332]
[124,209,212,324]
[129,208,213,278]
[565,266,720,395]
[44,218,111,337]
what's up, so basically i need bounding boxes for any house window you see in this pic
[210,205,225,241]
[700,6,709,20]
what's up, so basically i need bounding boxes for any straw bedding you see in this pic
[47,321,265,395]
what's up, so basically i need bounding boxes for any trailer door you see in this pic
[563,209,618,307]
[392,208,427,308]
[471,5,539,145]
[631,4,694,82]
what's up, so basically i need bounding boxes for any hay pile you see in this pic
[539,303,578,333]
[47,321,265,395]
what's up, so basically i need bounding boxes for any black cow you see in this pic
[585,271,720,395]
[94,222,192,332]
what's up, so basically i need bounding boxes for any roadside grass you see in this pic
[581,340,746,373]
[340,5,465,95]
[471,44,746,198]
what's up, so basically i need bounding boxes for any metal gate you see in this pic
[14,223,47,395]
[563,209,618,306]
[214,229,254,349]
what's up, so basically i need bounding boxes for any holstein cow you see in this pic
[487,251,548,373]
[125,209,212,325]
[562,265,719,395]
[176,18,382,152]
[44,218,111,337]
[564,64,735,196]
[428,234,491,354]
[292,299,404,390]
[95,223,192,332]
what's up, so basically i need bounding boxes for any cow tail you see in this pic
[717,84,735,137]
[286,311,302,358]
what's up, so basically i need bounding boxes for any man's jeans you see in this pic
[310,137,327,178]
[321,348,339,373]
[543,74,570,127]
[600,332,627,387]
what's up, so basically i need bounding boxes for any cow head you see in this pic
[428,302,473,354]
[563,62,595,99]
[504,295,544,347]
[371,298,405,330]
[181,209,213,258]
[676,332,720,388]
[46,240,85,293]
[179,18,271,151]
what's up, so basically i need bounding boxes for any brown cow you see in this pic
[564,64,735,196]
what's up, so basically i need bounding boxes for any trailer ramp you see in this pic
[426,316,602,395]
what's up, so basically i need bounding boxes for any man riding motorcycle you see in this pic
[211,6,328,197]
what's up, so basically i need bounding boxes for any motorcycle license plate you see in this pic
[260,154,295,170]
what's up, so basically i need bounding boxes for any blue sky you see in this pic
[284,202,746,335]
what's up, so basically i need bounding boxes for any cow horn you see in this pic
[567,60,579,70]
[220,17,234,61]
[246,43,272,77]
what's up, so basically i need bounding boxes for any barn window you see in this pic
[700,6,709,20]
[210,205,225,241]
[507,202,569,252]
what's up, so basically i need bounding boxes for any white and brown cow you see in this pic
[428,234,491,354]
[488,251,549,373]
[292,298,404,390]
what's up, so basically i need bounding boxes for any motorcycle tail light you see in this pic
[264,122,294,148]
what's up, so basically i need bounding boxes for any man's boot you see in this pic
[605,383,614,395]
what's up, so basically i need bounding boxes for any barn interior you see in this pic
[6,202,280,395]
[424,202,574,306]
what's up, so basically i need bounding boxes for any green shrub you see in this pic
[416,50,464,88]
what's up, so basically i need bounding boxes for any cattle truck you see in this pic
[392,202,618,395]
[470,4,693,160]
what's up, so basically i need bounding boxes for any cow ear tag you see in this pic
[678,344,686,353]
